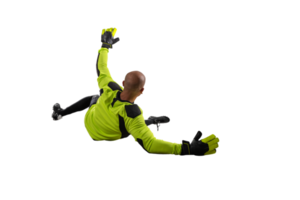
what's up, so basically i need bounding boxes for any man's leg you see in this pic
[52,95,95,120]
[59,96,94,117]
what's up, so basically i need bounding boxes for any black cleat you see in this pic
[51,101,64,123]
[148,116,170,131]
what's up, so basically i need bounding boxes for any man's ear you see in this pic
[122,81,124,86]
[140,88,144,94]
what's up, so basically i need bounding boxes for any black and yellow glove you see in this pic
[181,131,219,156]
[101,27,120,49]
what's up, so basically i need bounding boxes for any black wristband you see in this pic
[102,43,111,49]
[181,140,191,155]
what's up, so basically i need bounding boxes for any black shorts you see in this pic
[89,95,100,108]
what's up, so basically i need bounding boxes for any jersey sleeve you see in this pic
[127,114,182,155]
[97,47,116,89]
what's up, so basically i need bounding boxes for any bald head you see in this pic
[123,71,146,96]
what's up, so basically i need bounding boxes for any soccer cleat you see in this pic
[52,103,63,120]
[148,116,170,131]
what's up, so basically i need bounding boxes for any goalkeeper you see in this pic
[52,28,220,156]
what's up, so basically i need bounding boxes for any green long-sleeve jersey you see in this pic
[84,48,183,155]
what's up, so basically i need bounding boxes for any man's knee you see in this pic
[89,95,100,108]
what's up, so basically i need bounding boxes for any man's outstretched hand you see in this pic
[100,25,120,51]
